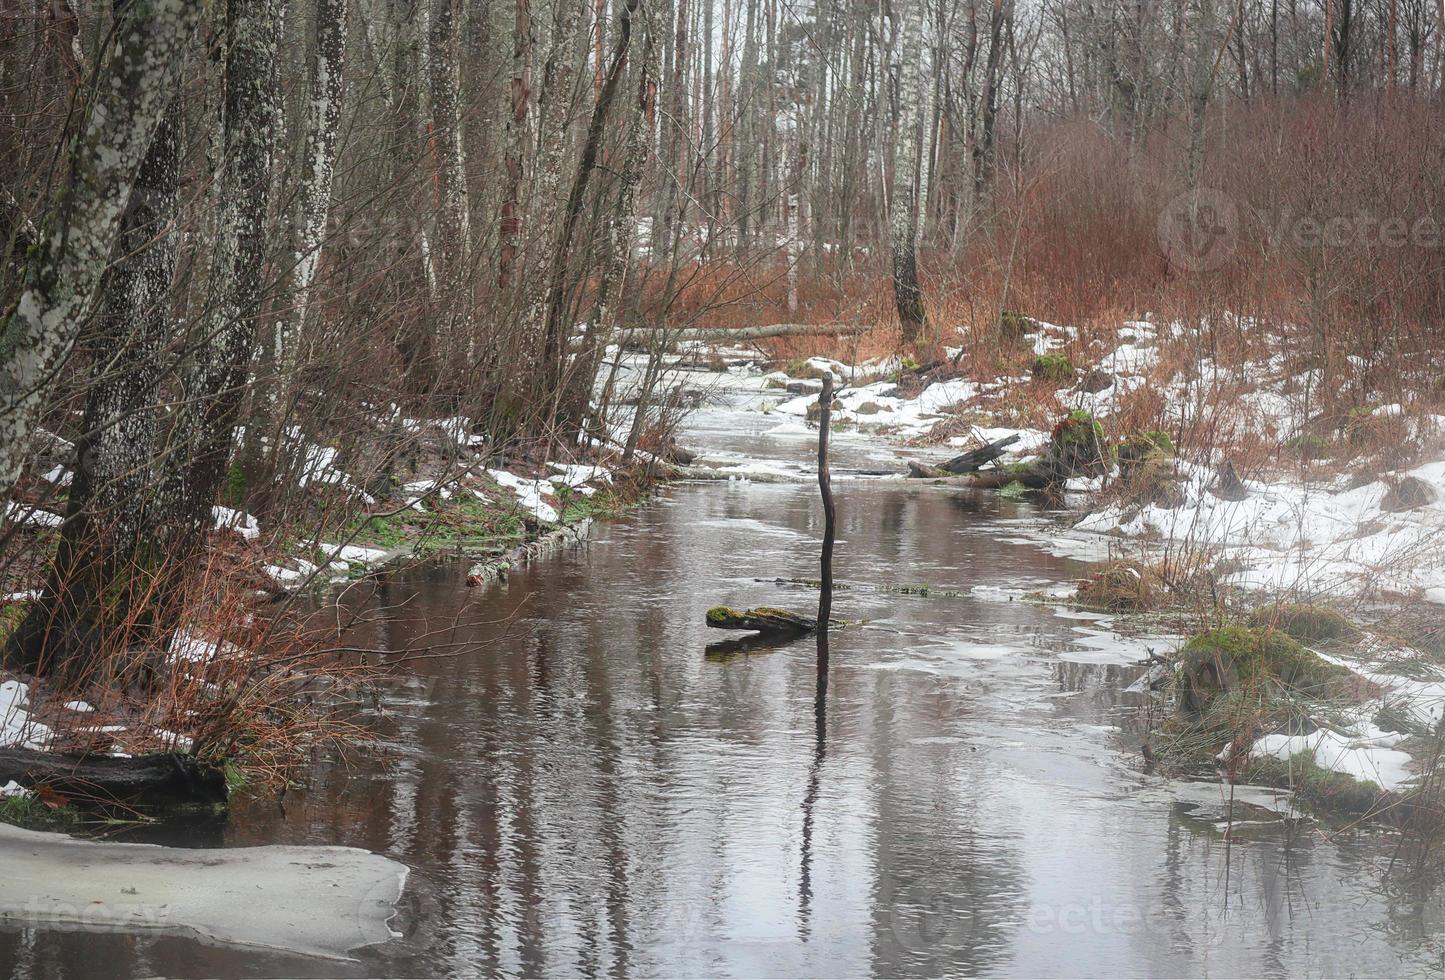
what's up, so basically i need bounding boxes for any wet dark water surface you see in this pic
[6,450,1445,976]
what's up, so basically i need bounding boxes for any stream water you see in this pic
[4,394,1445,978]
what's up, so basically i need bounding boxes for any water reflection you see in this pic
[3,479,1444,977]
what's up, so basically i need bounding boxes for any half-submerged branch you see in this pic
[817,373,837,630]
[703,377,839,649]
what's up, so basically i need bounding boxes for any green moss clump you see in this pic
[1177,625,1351,718]
[1242,752,1386,817]
[1055,409,1106,447]
[223,462,248,508]
[0,602,27,646]
[1000,311,1035,340]
[707,606,741,625]
[998,480,1029,499]
[223,759,250,794]
[1049,409,1112,477]
[1248,603,1359,644]
[332,508,412,550]
[1031,353,1075,383]
[1284,433,1327,459]
[1118,430,1175,472]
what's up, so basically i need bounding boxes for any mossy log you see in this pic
[1177,626,1353,719]
[706,606,817,635]
[907,460,944,479]
[965,462,1053,490]
[959,413,1113,491]
[0,748,228,809]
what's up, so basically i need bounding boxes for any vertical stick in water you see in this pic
[817,373,836,630]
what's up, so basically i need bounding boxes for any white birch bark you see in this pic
[5,103,186,680]
[0,0,199,495]
[423,0,472,280]
[163,0,289,541]
[275,0,349,387]
[889,0,930,344]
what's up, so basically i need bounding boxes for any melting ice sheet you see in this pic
[0,824,407,961]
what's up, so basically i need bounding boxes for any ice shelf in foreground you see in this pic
[0,824,408,960]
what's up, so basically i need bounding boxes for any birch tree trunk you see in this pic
[890,0,930,346]
[424,0,472,290]
[5,104,183,683]
[160,0,288,570]
[1187,0,1217,193]
[274,0,348,396]
[0,0,199,497]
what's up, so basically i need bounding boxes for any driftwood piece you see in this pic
[0,748,228,809]
[939,433,1021,474]
[907,434,1023,480]
[706,606,818,636]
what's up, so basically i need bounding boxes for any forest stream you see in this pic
[4,391,1445,979]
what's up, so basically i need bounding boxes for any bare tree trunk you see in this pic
[5,104,183,683]
[890,0,930,346]
[571,0,658,439]
[1187,0,1217,193]
[160,0,289,573]
[424,0,472,287]
[538,0,642,440]
[0,0,199,497]
[500,0,533,289]
[816,372,836,629]
[274,0,349,393]
[973,0,1008,197]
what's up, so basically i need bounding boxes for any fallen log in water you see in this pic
[0,747,228,809]
[907,434,1022,479]
[938,433,1021,474]
[706,606,818,636]
[619,322,870,346]
[466,518,593,588]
